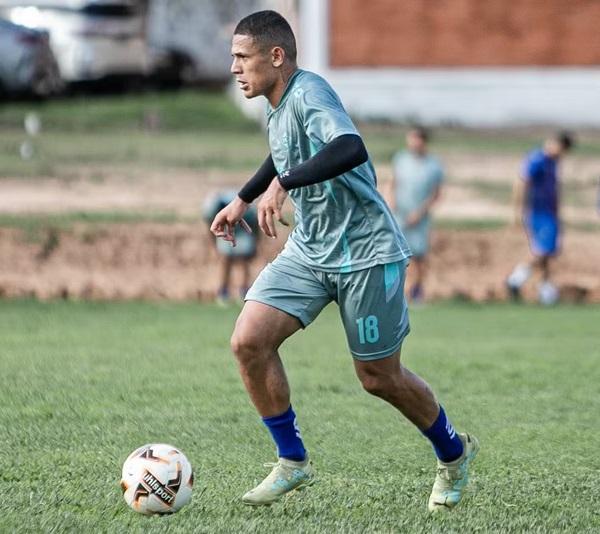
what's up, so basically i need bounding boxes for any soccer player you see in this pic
[390,127,444,302]
[203,190,259,303]
[506,132,574,304]
[210,10,478,512]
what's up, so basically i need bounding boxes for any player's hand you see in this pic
[210,196,252,247]
[406,210,422,227]
[257,177,289,238]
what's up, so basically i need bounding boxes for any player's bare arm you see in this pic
[406,183,442,226]
[511,177,527,226]
[385,175,397,211]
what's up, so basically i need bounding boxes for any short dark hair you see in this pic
[554,130,575,151]
[408,125,430,143]
[234,10,297,63]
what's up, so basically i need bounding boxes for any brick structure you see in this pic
[330,0,600,67]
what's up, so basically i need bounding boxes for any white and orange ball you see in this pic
[121,443,193,515]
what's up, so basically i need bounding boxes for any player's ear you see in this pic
[271,46,285,68]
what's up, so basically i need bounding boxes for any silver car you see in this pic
[0,17,61,96]
[0,0,149,83]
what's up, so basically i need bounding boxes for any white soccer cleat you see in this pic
[242,457,314,505]
[506,263,531,301]
[428,433,479,513]
[538,281,559,305]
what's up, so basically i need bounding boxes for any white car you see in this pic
[0,0,149,83]
[0,17,61,96]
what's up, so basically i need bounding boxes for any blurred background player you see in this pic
[203,190,259,303]
[506,131,575,305]
[389,126,444,302]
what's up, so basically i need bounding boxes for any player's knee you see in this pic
[359,371,395,399]
[230,325,263,363]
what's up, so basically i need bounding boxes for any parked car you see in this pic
[0,17,62,96]
[0,0,149,83]
[147,46,197,88]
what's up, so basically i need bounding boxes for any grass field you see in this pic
[1,300,598,532]
[3,90,600,178]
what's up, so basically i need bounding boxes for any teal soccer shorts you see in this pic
[245,255,410,360]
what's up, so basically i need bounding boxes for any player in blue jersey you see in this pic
[210,11,478,512]
[506,132,574,304]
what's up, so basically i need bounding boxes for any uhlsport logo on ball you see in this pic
[121,443,193,515]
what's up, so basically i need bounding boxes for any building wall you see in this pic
[293,0,600,126]
[330,0,600,67]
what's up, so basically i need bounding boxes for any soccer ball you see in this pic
[120,443,193,515]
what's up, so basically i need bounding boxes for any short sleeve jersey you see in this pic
[267,69,410,273]
[392,151,444,226]
[521,149,558,216]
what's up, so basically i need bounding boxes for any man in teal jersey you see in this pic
[210,11,478,512]
[390,126,444,302]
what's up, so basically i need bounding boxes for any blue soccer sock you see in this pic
[422,406,464,463]
[262,405,306,462]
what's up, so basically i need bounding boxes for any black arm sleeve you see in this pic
[277,134,368,191]
[237,153,277,203]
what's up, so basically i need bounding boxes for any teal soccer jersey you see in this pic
[392,151,444,256]
[267,69,411,273]
[392,151,443,222]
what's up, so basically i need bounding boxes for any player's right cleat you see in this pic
[242,457,314,505]
[538,281,559,305]
[428,433,479,513]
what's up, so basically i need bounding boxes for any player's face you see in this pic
[231,34,277,99]
[406,131,426,154]
[545,139,563,159]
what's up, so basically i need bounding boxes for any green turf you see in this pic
[0,90,259,133]
[3,91,600,178]
[0,211,186,236]
[0,300,598,532]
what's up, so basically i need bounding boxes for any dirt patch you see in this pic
[0,168,247,216]
[3,156,598,224]
[1,157,598,303]
[1,223,598,303]
[425,227,600,303]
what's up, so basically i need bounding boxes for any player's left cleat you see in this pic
[242,457,314,505]
[428,432,479,513]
